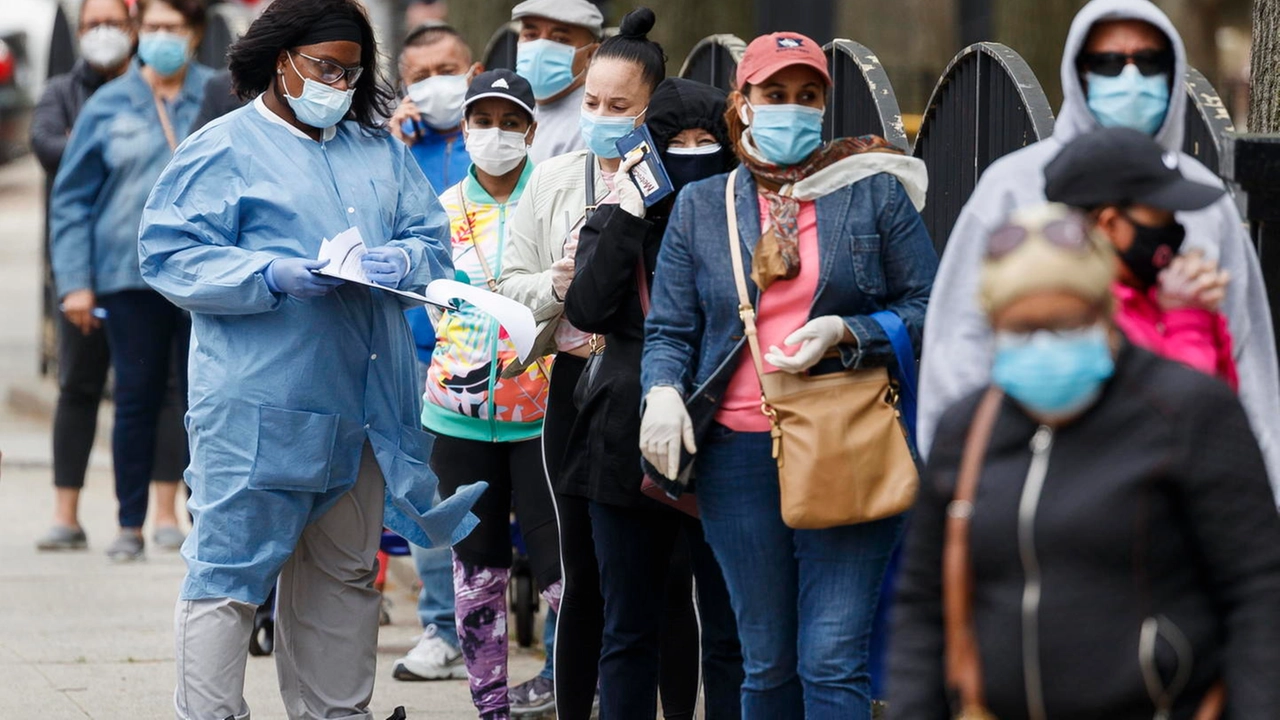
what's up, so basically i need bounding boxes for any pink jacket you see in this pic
[1113,282,1239,391]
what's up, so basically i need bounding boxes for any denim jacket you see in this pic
[51,60,213,298]
[641,168,938,408]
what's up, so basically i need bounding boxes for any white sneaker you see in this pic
[392,627,467,681]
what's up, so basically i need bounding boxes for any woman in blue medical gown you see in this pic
[138,1,483,717]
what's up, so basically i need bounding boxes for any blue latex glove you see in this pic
[362,246,410,287]
[264,258,344,298]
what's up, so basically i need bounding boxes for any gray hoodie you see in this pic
[917,0,1280,496]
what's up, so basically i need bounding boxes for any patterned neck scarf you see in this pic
[739,133,903,290]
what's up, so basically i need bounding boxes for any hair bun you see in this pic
[618,7,656,40]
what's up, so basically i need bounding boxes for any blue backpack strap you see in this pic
[870,310,918,447]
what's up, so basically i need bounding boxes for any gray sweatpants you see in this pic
[174,445,386,720]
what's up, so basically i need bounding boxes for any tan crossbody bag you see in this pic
[724,169,918,529]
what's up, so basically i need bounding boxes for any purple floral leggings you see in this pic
[455,557,563,719]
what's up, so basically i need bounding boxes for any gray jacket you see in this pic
[916,0,1280,497]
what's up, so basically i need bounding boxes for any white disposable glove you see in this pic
[765,315,849,374]
[1157,250,1229,313]
[615,152,647,218]
[551,233,578,301]
[639,386,696,481]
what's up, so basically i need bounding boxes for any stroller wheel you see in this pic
[513,572,536,648]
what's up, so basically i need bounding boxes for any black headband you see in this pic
[296,14,364,47]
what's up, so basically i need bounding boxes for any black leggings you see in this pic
[544,356,702,720]
[53,312,187,489]
[432,435,561,590]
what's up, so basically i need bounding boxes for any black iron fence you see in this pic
[824,40,909,152]
[1182,66,1235,177]
[677,34,746,91]
[911,43,1056,252]
[482,23,520,72]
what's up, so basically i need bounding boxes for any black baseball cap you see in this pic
[1044,127,1224,212]
[464,70,536,119]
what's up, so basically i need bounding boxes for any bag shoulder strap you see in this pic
[870,310,919,443]
[725,169,765,383]
[153,93,178,152]
[457,184,498,291]
[636,259,651,316]
[943,386,1004,716]
[725,169,781,455]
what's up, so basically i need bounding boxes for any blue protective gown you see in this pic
[139,99,484,604]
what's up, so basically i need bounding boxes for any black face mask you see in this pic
[1119,212,1185,288]
[660,148,727,194]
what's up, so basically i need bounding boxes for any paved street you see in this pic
[0,156,545,718]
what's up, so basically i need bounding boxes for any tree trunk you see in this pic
[1251,0,1280,132]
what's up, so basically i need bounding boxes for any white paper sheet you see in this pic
[422,279,537,362]
[313,228,537,361]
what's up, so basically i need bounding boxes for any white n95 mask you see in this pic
[465,126,530,176]
[407,74,468,131]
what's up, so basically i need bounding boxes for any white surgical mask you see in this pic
[79,26,132,71]
[465,125,530,176]
[407,73,468,130]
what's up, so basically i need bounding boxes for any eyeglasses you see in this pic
[986,218,1093,259]
[291,51,364,86]
[1078,50,1173,77]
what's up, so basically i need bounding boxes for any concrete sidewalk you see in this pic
[0,156,545,719]
[0,415,546,719]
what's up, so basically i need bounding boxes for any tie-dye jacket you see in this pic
[422,163,553,442]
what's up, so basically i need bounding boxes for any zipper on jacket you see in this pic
[486,204,507,442]
[1018,425,1054,720]
[1140,615,1194,720]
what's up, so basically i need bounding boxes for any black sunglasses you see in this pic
[986,218,1094,260]
[1078,50,1173,78]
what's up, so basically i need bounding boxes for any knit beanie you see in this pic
[979,203,1116,315]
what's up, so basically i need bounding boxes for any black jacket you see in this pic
[561,204,664,506]
[888,343,1280,719]
[31,60,109,176]
[192,70,246,133]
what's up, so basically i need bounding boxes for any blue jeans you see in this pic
[409,541,458,649]
[589,500,743,720]
[97,289,189,529]
[695,424,903,719]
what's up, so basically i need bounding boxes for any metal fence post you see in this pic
[1221,134,1280,357]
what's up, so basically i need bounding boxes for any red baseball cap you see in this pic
[735,32,831,89]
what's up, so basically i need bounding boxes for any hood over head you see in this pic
[1056,0,1187,152]
[645,77,736,170]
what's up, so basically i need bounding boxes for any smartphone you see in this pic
[615,125,675,207]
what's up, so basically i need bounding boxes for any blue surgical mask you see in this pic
[517,39,580,101]
[992,325,1115,420]
[579,108,642,159]
[284,54,354,130]
[138,31,190,77]
[1086,65,1170,136]
[742,102,824,166]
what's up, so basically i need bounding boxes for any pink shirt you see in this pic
[1113,282,1238,391]
[715,197,821,432]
